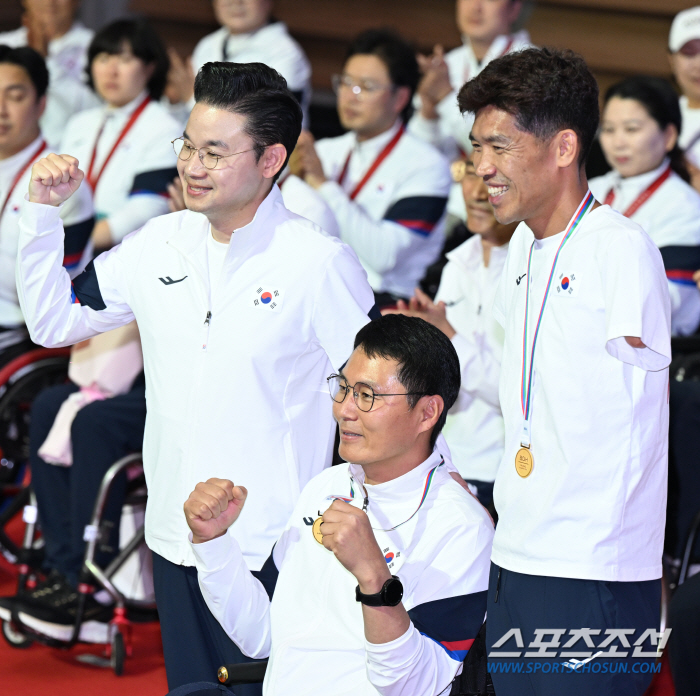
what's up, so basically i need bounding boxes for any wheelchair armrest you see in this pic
[217,660,268,686]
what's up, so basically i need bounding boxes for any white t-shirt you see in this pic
[680,96,700,168]
[491,204,671,582]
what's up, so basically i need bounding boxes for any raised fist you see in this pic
[184,478,248,544]
[28,154,84,207]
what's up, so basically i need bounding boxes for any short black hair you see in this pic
[0,44,49,99]
[604,75,690,183]
[345,29,420,123]
[458,47,599,167]
[353,315,460,448]
[194,62,302,183]
[87,19,169,100]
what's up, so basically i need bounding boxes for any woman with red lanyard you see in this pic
[590,75,700,336]
[60,18,180,249]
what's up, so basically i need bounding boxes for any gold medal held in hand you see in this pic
[312,516,324,544]
[515,447,534,478]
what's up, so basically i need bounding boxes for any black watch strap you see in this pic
[355,575,403,607]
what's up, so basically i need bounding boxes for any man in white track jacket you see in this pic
[184,315,494,696]
[15,62,374,691]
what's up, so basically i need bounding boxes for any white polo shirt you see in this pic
[193,449,494,696]
[590,160,700,335]
[60,92,181,242]
[17,185,375,568]
[435,235,507,483]
[0,135,93,330]
[0,23,100,147]
[315,121,451,298]
[680,96,700,168]
[491,204,671,582]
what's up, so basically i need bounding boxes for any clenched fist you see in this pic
[184,478,248,544]
[28,154,84,207]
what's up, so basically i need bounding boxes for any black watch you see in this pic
[355,575,403,607]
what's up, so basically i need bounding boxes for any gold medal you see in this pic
[312,516,324,544]
[515,447,534,478]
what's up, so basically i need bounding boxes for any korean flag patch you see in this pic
[252,286,283,311]
[554,272,578,297]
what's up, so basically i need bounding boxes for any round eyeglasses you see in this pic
[326,374,427,413]
[172,137,255,170]
[331,74,394,100]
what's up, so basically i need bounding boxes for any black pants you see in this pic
[486,563,661,696]
[152,553,264,695]
[30,377,147,587]
[668,572,700,696]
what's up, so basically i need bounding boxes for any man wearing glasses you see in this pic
[15,61,374,692]
[183,314,494,696]
[290,29,451,308]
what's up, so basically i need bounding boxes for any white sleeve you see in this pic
[603,226,671,371]
[366,624,461,696]
[16,200,136,347]
[311,244,374,369]
[108,194,171,243]
[191,532,272,659]
[450,331,501,409]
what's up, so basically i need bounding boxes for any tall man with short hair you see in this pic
[461,48,671,695]
[15,62,374,691]
[184,314,494,696]
[291,29,451,307]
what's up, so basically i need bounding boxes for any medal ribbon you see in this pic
[603,164,671,218]
[520,191,595,445]
[337,126,405,201]
[0,139,47,218]
[86,95,150,192]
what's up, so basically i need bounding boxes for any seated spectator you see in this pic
[290,30,451,307]
[165,0,311,124]
[60,18,180,249]
[0,324,146,641]
[410,0,530,162]
[0,0,99,147]
[589,75,700,336]
[669,6,700,191]
[0,45,92,357]
[182,314,493,696]
[386,155,517,513]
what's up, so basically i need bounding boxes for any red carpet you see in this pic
[0,511,168,696]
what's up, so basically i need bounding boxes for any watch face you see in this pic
[383,577,403,606]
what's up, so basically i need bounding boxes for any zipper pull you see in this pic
[204,311,212,326]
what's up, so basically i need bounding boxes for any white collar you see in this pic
[350,119,403,159]
[0,134,45,177]
[447,232,510,270]
[104,89,149,119]
[609,157,671,195]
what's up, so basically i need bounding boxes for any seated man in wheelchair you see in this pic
[183,315,494,696]
[0,44,92,361]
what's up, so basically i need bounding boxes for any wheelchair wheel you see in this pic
[2,619,33,649]
[111,629,125,676]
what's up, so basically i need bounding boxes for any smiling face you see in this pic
[213,0,273,35]
[336,54,409,141]
[599,97,675,179]
[0,63,44,160]
[470,104,561,225]
[456,0,521,44]
[671,39,700,107]
[333,349,436,474]
[459,156,509,238]
[91,43,154,107]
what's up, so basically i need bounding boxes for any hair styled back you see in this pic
[194,62,302,182]
[345,29,420,123]
[604,75,690,183]
[87,18,170,100]
[458,47,599,167]
[353,315,460,448]
[0,45,49,99]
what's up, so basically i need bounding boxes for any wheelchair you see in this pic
[0,340,72,565]
[2,452,156,676]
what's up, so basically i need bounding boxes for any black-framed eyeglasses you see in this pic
[172,137,255,170]
[326,373,427,413]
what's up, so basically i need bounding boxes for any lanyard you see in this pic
[520,191,595,447]
[337,126,404,201]
[86,95,150,192]
[603,165,671,218]
[463,37,514,83]
[0,139,46,218]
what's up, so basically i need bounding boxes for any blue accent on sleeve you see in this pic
[70,260,106,310]
[251,551,279,600]
[383,196,448,236]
